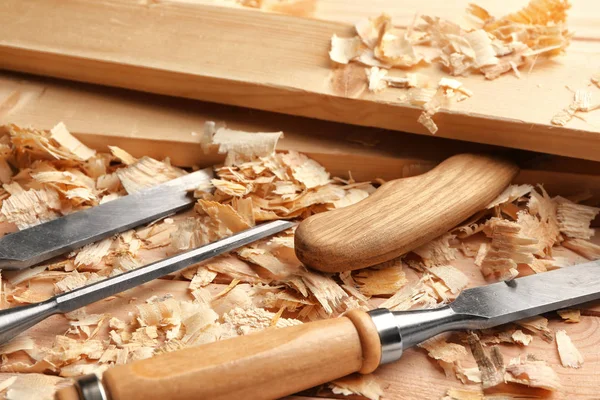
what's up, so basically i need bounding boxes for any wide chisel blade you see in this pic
[0,168,213,270]
[451,259,600,326]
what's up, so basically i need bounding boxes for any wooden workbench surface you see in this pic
[1,1,600,399]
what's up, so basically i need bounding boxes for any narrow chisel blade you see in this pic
[451,259,600,327]
[0,168,213,270]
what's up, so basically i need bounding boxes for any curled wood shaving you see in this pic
[116,156,186,194]
[0,185,61,229]
[481,218,538,280]
[49,122,96,161]
[207,125,283,166]
[329,374,384,400]
[5,374,64,400]
[413,233,457,266]
[505,357,561,391]
[329,35,363,64]
[555,330,583,368]
[486,184,533,209]
[555,196,600,239]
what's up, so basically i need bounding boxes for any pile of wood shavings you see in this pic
[329,0,572,133]
[0,123,597,399]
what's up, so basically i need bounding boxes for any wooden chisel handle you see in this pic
[55,310,381,400]
[295,153,518,272]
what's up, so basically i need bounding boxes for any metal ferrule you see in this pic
[75,374,108,400]
[368,306,468,365]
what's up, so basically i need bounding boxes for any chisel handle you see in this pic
[55,310,382,400]
[295,153,518,272]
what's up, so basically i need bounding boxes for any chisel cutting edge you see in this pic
[58,259,600,400]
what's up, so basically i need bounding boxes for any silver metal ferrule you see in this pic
[367,308,403,364]
[76,374,108,400]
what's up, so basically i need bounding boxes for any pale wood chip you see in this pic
[557,309,580,323]
[281,151,330,189]
[0,185,61,229]
[116,156,186,194]
[481,218,538,280]
[486,184,533,209]
[5,374,64,400]
[555,330,583,368]
[329,35,363,64]
[0,335,35,355]
[300,269,348,315]
[555,196,600,240]
[74,237,113,267]
[108,146,137,165]
[365,67,388,92]
[428,264,469,295]
[505,357,561,391]
[49,122,95,161]
[516,316,553,342]
[511,330,533,346]
[441,388,484,400]
[354,262,407,296]
[412,233,456,267]
[329,374,384,400]
[211,127,282,166]
[355,14,390,49]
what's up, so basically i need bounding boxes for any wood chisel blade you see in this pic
[0,168,213,270]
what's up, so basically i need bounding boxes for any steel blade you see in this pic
[0,168,213,270]
[451,260,600,327]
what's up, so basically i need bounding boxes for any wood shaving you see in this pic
[353,262,407,296]
[516,316,553,342]
[0,185,61,229]
[555,196,599,239]
[486,184,533,209]
[5,374,64,400]
[512,330,533,346]
[108,146,137,165]
[428,265,469,295]
[557,309,580,323]
[329,374,384,400]
[49,122,96,161]
[552,89,599,126]
[505,357,562,391]
[329,35,363,64]
[365,67,388,92]
[555,330,583,368]
[116,156,186,194]
[562,238,600,260]
[481,218,538,280]
[413,233,456,266]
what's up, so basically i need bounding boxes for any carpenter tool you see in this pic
[58,259,600,400]
[0,168,214,270]
[0,220,294,345]
[295,153,518,272]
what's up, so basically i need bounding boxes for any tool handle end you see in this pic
[100,310,381,400]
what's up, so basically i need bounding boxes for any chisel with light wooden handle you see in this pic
[56,259,600,400]
[295,153,519,272]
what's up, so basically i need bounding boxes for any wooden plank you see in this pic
[4,72,600,201]
[1,0,600,161]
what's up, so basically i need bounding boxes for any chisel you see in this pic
[0,168,214,270]
[56,258,600,400]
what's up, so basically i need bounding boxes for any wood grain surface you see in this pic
[295,154,518,272]
[1,0,600,161]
